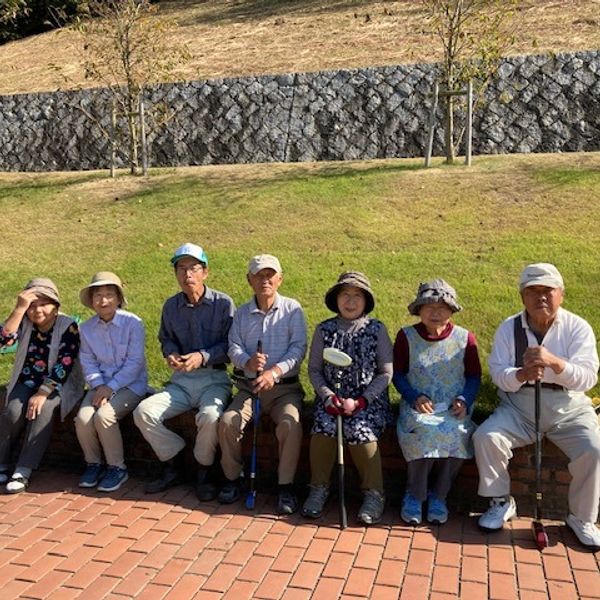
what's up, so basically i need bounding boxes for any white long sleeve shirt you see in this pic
[488,307,599,393]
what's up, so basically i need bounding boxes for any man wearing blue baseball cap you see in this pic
[134,243,235,500]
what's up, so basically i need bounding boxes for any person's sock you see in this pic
[13,466,32,480]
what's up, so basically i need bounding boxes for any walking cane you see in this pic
[532,379,549,550]
[323,347,353,530]
[245,340,263,510]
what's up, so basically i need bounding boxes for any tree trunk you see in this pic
[445,94,455,164]
[126,89,139,175]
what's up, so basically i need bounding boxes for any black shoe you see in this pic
[218,478,241,504]
[196,467,217,502]
[277,487,298,515]
[145,455,184,494]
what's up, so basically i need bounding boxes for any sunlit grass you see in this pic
[1,151,599,412]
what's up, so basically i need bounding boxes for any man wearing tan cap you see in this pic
[218,254,307,514]
[474,263,600,549]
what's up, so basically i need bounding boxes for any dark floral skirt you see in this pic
[311,398,391,444]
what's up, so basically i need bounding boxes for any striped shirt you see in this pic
[228,293,307,378]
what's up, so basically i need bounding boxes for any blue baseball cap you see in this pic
[170,243,209,266]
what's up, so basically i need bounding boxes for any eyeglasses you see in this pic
[176,264,205,275]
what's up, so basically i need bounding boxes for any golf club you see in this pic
[323,346,353,530]
[532,379,549,550]
[245,340,263,510]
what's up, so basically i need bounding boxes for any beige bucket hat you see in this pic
[24,277,60,306]
[79,271,127,309]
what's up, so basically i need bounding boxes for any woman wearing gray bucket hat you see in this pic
[74,272,148,493]
[303,271,393,525]
[393,279,481,525]
[0,278,84,493]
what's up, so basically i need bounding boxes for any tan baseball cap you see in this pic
[248,254,282,275]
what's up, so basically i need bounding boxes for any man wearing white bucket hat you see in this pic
[474,263,600,549]
[134,243,235,500]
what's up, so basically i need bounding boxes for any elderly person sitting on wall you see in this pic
[0,278,84,493]
[394,279,481,525]
[474,263,600,549]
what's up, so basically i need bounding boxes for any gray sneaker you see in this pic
[301,485,329,518]
[358,489,385,525]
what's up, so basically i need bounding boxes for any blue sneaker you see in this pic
[401,493,422,525]
[427,492,449,524]
[79,463,105,488]
[97,467,128,492]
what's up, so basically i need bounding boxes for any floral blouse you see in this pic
[0,323,80,392]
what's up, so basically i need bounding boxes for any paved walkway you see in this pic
[0,471,599,600]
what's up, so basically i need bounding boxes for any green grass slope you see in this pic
[1,152,599,412]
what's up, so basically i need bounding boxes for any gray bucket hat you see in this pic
[79,271,127,309]
[408,279,462,316]
[325,271,375,314]
[24,277,60,306]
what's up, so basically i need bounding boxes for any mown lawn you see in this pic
[1,151,599,413]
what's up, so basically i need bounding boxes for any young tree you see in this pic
[423,0,520,163]
[64,0,190,174]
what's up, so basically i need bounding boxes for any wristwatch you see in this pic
[271,369,281,384]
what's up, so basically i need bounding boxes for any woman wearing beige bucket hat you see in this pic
[0,278,84,493]
[74,272,148,492]
[393,279,481,525]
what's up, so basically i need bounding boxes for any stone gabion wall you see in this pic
[0,49,598,172]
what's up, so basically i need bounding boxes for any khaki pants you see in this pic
[473,387,600,522]
[219,380,303,485]
[133,369,231,466]
[74,387,142,469]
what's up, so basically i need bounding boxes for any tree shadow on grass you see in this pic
[164,0,378,26]
[112,159,425,205]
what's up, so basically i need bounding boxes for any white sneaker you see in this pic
[566,514,600,549]
[478,497,517,531]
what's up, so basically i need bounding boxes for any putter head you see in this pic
[323,347,353,368]
[245,491,256,510]
[532,521,549,550]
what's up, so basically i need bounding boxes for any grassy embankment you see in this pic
[1,151,599,414]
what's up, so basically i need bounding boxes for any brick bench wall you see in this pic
[41,404,573,519]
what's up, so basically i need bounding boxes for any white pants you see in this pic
[133,369,231,466]
[473,387,600,522]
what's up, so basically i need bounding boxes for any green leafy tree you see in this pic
[423,0,520,163]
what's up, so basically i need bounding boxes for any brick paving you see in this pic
[0,471,599,600]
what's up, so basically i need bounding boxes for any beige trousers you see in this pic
[219,380,304,485]
[133,369,231,466]
[75,388,142,469]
